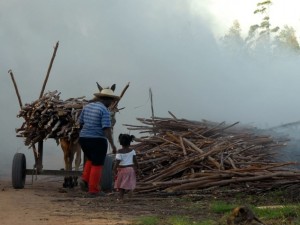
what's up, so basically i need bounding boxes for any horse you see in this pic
[60,137,82,188]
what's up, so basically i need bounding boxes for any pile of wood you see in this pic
[16,90,88,147]
[125,114,300,194]
[15,82,130,148]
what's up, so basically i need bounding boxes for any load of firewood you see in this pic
[9,42,130,149]
[125,114,300,194]
[15,80,130,148]
[16,90,88,147]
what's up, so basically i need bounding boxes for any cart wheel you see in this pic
[101,155,114,191]
[12,153,26,189]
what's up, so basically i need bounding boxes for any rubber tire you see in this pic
[100,155,114,191]
[12,153,26,189]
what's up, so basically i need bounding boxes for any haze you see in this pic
[1,0,300,178]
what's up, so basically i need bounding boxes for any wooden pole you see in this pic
[39,41,59,98]
[110,82,130,110]
[149,88,156,136]
[8,69,23,109]
[37,41,59,170]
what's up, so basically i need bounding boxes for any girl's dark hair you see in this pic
[118,133,135,146]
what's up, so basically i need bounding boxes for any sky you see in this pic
[1,0,300,178]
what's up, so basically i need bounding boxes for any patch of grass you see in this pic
[197,220,218,225]
[210,201,236,214]
[133,215,218,225]
[133,189,300,225]
[255,205,300,220]
[133,215,160,225]
[167,215,218,225]
[208,200,300,225]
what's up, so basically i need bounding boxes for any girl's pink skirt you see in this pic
[114,167,136,190]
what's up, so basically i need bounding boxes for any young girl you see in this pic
[113,134,139,200]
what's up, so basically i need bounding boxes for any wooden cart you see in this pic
[9,42,118,191]
[11,140,114,190]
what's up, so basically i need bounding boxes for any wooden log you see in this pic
[183,138,221,169]
[39,41,59,98]
[8,69,23,109]
[166,171,300,192]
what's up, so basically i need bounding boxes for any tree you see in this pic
[221,20,245,55]
[246,0,279,52]
[220,0,300,56]
[274,25,300,53]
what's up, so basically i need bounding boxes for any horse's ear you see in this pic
[96,82,103,91]
[111,84,116,91]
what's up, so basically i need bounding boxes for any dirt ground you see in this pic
[0,176,211,225]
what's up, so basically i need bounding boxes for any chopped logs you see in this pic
[125,116,300,194]
[16,90,88,147]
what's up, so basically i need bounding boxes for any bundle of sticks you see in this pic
[125,115,300,193]
[15,82,130,148]
[16,90,88,147]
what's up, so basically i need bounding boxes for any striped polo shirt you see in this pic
[79,101,111,138]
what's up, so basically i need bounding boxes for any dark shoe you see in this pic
[84,191,106,198]
[79,180,88,192]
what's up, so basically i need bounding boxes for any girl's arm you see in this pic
[113,159,121,176]
[133,155,139,172]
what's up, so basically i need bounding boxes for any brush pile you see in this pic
[16,90,88,147]
[125,115,300,194]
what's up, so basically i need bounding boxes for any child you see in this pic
[113,133,139,200]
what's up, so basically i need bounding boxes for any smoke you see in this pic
[1,0,300,178]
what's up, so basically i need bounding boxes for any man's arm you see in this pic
[103,127,117,154]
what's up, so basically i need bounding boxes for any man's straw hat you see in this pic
[94,88,120,100]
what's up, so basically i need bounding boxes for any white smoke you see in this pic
[1,0,300,178]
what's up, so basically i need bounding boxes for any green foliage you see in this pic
[275,25,300,51]
[220,0,300,56]
[254,8,266,14]
[220,20,245,55]
[257,0,272,6]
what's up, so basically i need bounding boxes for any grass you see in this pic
[133,215,217,225]
[133,216,160,225]
[133,189,300,225]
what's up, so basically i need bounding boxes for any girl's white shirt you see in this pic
[116,149,136,166]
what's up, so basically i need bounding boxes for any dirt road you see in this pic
[0,176,136,225]
[0,176,206,225]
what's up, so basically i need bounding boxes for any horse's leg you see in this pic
[72,143,82,187]
[68,152,75,188]
[61,138,73,188]
[63,152,70,188]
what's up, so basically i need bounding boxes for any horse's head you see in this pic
[93,83,119,107]
[96,82,116,92]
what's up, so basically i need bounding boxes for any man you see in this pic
[78,85,119,196]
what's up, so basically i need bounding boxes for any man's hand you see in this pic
[112,144,117,154]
